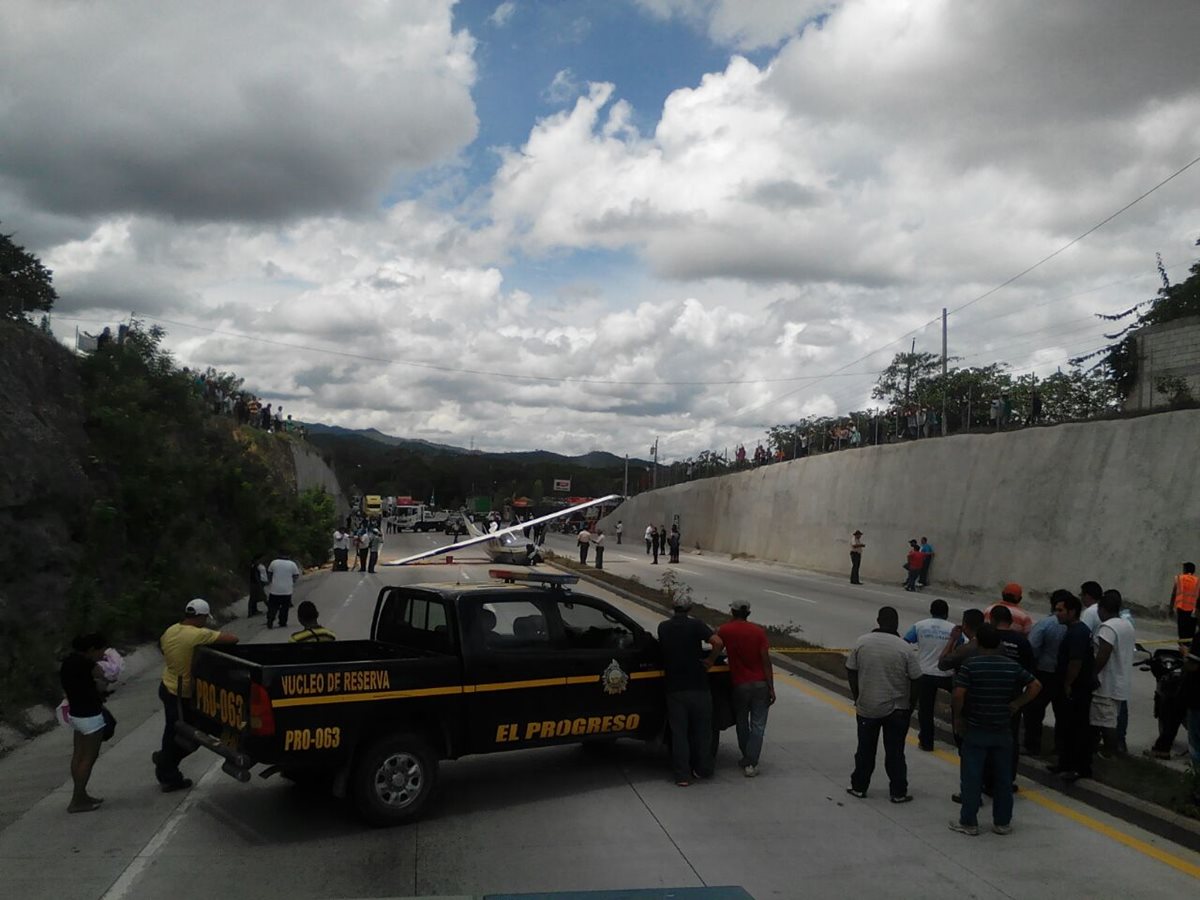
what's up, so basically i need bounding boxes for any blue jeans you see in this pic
[960,728,1013,828]
[732,681,770,766]
[1187,708,1200,768]
[851,708,911,796]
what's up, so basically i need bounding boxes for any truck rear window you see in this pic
[376,589,453,654]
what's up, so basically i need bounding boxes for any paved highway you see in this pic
[0,534,1195,900]
[540,530,1184,761]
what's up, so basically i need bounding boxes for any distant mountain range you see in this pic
[301,423,647,469]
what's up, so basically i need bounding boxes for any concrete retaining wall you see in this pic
[598,409,1200,609]
[290,442,350,519]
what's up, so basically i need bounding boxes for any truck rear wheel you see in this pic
[351,734,437,827]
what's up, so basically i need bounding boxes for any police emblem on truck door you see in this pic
[601,659,629,695]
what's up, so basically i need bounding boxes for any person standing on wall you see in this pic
[266,554,301,629]
[1169,563,1199,644]
[717,600,775,777]
[850,530,865,585]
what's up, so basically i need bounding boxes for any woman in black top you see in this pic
[60,633,108,813]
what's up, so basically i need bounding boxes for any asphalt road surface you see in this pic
[541,530,1184,761]
[1,533,1196,900]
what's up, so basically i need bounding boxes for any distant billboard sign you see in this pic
[553,478,571,492]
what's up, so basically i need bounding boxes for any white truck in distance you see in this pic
[395,505,449,532]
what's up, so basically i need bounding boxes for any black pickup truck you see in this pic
[179,570,732,826]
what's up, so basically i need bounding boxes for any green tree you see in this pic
[1,228,57,320]
[1078,241,1200,395]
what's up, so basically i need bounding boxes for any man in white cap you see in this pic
[153,599,238,792]
[717,600,775,776]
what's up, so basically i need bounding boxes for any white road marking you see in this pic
[764,588,817,605]
[100,758,224,900]
[341,574,367,609]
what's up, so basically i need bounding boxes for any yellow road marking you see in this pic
[775,672,1200,878]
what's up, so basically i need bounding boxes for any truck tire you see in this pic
[351,733,438,827]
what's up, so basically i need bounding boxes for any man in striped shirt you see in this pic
[949,624,1041,836]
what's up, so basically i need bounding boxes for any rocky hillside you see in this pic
[0,321,345,727]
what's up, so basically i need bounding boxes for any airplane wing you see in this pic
[383,494,621,566]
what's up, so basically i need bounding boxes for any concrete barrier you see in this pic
[598,409,1200,608]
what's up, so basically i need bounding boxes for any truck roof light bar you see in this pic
[488,568,580,587]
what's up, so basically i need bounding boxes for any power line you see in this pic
[713,151,1200,429]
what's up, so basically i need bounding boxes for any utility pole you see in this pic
[941,307,948,437]
[623,454,628,498]
[903,337,916,410]
[651,438,659,490]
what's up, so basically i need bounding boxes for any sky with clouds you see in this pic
[4,0,1199,460]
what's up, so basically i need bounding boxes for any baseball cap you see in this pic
[730,600,751,613]
[185,598,211,616]
[1002,583,1023,601]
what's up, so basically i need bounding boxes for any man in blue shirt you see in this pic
[918,536,935,587]
[1024,590,1069,755]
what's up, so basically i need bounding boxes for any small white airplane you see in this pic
[383,494,620,566]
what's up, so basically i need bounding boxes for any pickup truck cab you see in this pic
[180,570,732,826]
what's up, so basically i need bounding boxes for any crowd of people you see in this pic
[844,576,1168,835]
[185,368,306,438]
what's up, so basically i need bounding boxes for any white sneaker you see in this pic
[743,765,758,778]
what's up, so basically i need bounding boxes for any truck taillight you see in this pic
[249,683,275,736]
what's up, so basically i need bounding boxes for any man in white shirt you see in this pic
[1080,581,1103,633]
[332,529,350,571]
[577,527,592,565]
[1091,590,1135,755]
[846,606,922,801]
[904,599,957,751]
[593,529,605,569]
[645,524,654,555]
[266,555,302,629]
[615,521,623,544]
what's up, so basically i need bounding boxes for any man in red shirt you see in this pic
[717,600,776,777]
[904,540,926,592]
